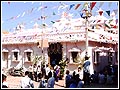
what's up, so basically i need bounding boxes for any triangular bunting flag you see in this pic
[80,12,83,18]
[106,10,110,16]
[90,2,96,10]
[75,4,81,10]
[69,4,75,10]
[41,16,47,20]
[109,19,113,23]
[97,20,101,23]
[51,21,55,24]
[99,11,103,16]
[104,23,111,29]
[111,25,117,28]
[56,20,60,22]
[53,12,56,15]
[98,24,102,27]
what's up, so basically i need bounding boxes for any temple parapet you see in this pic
[2,29,118,44]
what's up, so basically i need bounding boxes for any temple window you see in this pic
[71,52,78,63]
[13,52,18,60]
[26,52,32,61]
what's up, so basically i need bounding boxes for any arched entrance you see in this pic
[47,42,62,68]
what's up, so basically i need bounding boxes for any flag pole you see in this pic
[41,2,44,65]
[85,3,89,60]
[83,3,92,85]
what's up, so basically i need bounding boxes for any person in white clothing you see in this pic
[20,71,34,88]
[37,65,42,82]
[45,64,50,80]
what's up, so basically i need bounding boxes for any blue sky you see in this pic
[1,1,118,32]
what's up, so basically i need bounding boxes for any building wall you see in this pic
[2,43,48,69]
[2,40,117,76]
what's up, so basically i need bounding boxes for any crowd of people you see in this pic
[90,62,118,85]
[64,61,118,88]
[24,63,61,88]
[65,67,84,88]
[2,61,118,88]
[2,63,61,88]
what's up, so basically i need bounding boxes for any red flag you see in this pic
[98,24,102,27]
[97,20,101,23]
[75,4,81,10]
[90,2,96,10]
[111,25,117,28]
[99,11,103,16]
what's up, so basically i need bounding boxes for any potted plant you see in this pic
[59,58,67,80]
[32,55,46,66]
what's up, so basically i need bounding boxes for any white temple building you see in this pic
[2,10,118,77]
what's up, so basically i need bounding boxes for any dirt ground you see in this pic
[3,75,118,89]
